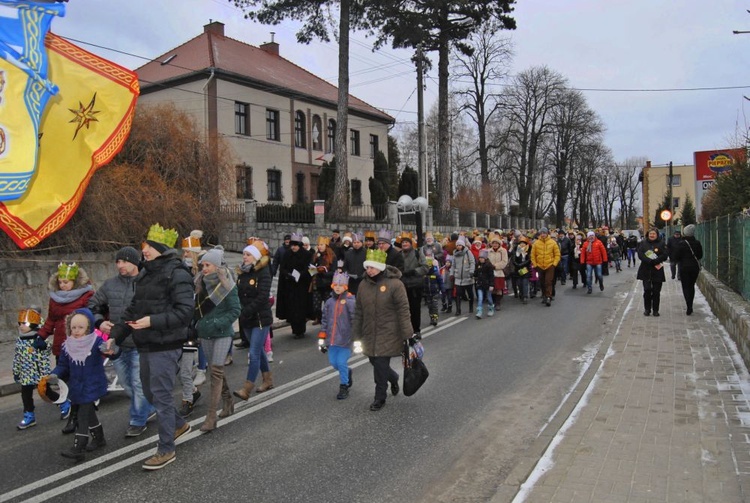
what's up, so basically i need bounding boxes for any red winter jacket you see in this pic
[580,238,607,266]
[39,289,95,357]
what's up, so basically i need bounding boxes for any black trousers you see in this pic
[369,356,399,402]
[76,402,100,435]
[642,280,663,313]
[21,385,35,412]
[680,267,700,310]
[405,286,422,333]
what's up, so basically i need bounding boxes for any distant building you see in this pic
[136,21,394,206]
[640,161,696,228]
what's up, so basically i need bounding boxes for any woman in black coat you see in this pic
[672,224,703,315]
[636,228,669,317]
[276,234,312,338]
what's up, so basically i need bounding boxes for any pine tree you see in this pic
[680,193,696,226]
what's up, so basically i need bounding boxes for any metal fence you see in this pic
[696,213,750,301]
[219,203,245,222]
[458,211,474,228]
[323,204,388,223]
[256,203,315,224]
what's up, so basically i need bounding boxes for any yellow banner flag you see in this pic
[0,32,138,248]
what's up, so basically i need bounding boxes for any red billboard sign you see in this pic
[694,148,746,181]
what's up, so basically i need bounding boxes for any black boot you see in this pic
[61,434,88,461]
[469,300,473,313]
[455,301,461,315]
[62,405,78,435]
[86,424,106,452]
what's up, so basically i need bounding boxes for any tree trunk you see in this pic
[331,0,350,219]
[437,31,451,216]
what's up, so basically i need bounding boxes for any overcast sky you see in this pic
[50,0,750,167]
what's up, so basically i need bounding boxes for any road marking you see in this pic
[5,316,466,503]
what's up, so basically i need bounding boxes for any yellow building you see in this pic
[640,161,697,228]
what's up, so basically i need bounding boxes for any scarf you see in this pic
[63,332,97,366]
[49,284,93,304]
[585,240,593,253]
[239,262,254,274]
[196,265,235,307]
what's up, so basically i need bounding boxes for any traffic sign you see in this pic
[660,209,672,221]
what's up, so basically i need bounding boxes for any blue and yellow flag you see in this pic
[0,26,138,248]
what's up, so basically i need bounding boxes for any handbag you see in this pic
[402,340,429,396]
[685,241,702,270]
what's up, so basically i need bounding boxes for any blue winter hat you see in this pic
[72,308,96,333]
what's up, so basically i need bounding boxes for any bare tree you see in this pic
[613,156,646,229]
[451,25,513,186]
[492,66,566,219]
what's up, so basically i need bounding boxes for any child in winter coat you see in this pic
[440,256,454,314]
[512,237,533,304]
[48,308,108,462]
[318,271,357,400]
[423,249,443,327]
[12,307,50,430]
[38,263,95,433]
[473,250,495,318]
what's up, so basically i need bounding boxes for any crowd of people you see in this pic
[10,223,703,470]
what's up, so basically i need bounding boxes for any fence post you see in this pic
[426,207,434,228]
[451,208,460,228]
[314,200,325,227]
[244,199,257,228]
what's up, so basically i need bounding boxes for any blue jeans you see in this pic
[560,255,569,280]
[112,347,155,427]
[140,349,186,455]
[244,326,270,382]
[197,345,207,371]
[517,277,530,299]
[328,346,352,386]
[476,287,494,308]
[586,264,602,289]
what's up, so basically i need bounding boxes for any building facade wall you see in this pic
[644,164,696,227]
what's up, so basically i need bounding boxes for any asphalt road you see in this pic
[0,268,634,503]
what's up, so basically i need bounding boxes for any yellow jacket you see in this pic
[531,236,561,270]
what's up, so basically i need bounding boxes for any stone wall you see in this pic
[698,270,750,369]
[0,253,119,343]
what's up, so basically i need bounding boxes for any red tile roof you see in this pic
[136,23,394,124]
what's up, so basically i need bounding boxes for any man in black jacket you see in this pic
[89,247,156,438]
[108,225,194,471]
[557,229,572,285]
[666,229,682,280]
[343,233,367,294]
[377,229,405,272]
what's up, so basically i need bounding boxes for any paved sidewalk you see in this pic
[501,276,750,502]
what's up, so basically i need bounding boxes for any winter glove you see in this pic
[353,341,363,354]
[317,332,328,353]
[32,336,48,351]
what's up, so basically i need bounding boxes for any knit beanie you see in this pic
[683,224,695,237]
[200,246,225,267]
[115,246,141,266]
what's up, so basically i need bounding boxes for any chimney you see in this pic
[204,20,225,36]
[260,31,279,56]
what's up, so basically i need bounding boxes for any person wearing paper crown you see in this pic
[276,233,313,339]
[636,228,668,317]
[234,240,275,401]
[352,248,413,411]
[38,261,95,434]
[317,270,357,400]
[107,224,194,471]
[12,307,50,430]
[311,236,336,325]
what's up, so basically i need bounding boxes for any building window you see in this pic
[369,134,379,159]
[668,174,681,186]
[673,197,680,209]
[267,169,282,201]
[326,119,336,153]
[351,179,362,206]
[266,109,280,141]
[294,110,306,148]
[350,129,361,156]
[295,172,306,203]
[236,164,253,199]
[311,115,323,151]
[235,102,250,135]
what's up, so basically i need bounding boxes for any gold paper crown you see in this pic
[364,230,376,240]
[146,223,179,248]
[18,307,42,325]
[317,236,330,246]
[248,239,269,256]
[365,248,387,264]
[182,230,203,251]
[57,262,79,280]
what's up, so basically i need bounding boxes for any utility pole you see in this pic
[416,46,428,203]
[668,161,674,231]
